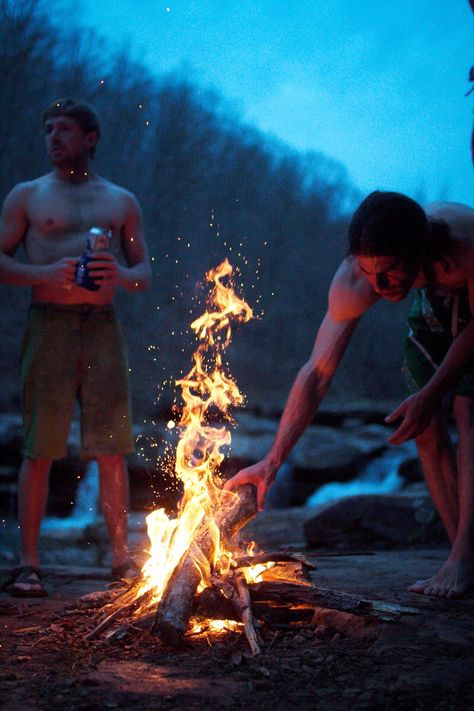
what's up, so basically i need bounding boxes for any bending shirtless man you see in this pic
[0,98,151,596]
[226,192,474,599]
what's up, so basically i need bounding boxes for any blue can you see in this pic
[76,227,112,291]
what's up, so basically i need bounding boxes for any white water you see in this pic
[42,460,100,531]
[307,441,417,508]
[39,440,419,529]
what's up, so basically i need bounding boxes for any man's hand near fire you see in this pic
[224,459,275,512]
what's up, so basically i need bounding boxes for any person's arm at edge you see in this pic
[224,258,375,510]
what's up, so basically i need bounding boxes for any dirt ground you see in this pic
[1,546,474,711]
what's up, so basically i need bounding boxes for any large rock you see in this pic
[232,413,391,475]
[304,493,448,548]
[292,423,390,473]
[241,506,312,547]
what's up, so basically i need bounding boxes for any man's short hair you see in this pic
[348,191,429,263]
[42,98,101,157]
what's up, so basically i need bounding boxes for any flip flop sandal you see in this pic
[1,566,48,598]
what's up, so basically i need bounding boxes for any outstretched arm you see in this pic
[224,314,360,509]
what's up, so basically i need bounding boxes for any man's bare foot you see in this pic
[408,559,474,599]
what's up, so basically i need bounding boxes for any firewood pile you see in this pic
[78,485,417,655]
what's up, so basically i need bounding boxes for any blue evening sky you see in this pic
[79,0,473,206]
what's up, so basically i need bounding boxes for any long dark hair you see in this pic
[348,191,454,290]
[348,191,428,261]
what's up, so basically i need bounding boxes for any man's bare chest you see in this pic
[27,185,125,236]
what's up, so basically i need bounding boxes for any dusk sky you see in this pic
[79,0,473,206]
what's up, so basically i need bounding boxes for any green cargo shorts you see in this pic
[21,303,135,459]
[404,287,474,399]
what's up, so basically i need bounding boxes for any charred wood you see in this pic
[153,484,257,646]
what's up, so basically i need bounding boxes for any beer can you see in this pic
[87,226,112,251]
[76,227,112,291]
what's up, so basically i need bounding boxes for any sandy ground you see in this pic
[1,544,474,711]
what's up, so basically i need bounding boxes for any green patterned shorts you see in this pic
[21,303,135,459]
[404,287,474,399]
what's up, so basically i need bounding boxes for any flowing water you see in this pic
[40,439,418,530]
[42,460,100,531]
[306,440,417,507]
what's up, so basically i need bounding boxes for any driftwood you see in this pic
[83,553,420,650]
[194,580,410,623]
[249,581,420,622]
[153,484,257,646]
[234,552,314,567]
[191,575,421,648]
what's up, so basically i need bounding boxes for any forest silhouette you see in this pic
[0,0,410,419]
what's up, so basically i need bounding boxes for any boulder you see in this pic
[304,493,448,548]
[241,506,313,547]
[232,413,391,476]
[292,423,391,473]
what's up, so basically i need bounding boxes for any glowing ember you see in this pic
[191,619,243,635]
[131,259,254,619]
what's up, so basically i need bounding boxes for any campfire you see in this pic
[85,259,315,654]
[84,260,415,653]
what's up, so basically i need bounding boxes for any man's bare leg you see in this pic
[411,397,474,598]
[408,412,457,595]
[414,411,458,541]
[97,454,131,569]
[16,457,52,592]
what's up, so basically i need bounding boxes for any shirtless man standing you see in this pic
[0,98,151,596]
[226,191,474,599]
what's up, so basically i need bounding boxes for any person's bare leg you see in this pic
[97,454,131,569]
[415,412,458,540]
[415,397,474,598]
[408,412,459,594]
[16,457,52,592]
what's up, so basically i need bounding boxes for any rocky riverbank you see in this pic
[0,401,425,521]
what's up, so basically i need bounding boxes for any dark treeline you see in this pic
[0,0,409,418]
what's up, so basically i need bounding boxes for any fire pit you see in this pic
[84,260,417,654]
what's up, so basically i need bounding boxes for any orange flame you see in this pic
[134,259,254,615]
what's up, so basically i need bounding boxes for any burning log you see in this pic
[153,484,257,646]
